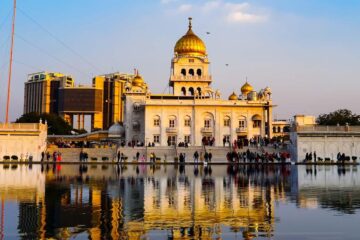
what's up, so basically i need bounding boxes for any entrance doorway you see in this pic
[167,136,177,146]
[237,136,248,147]
[202,136,214,146]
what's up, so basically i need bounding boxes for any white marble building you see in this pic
[123,19,274,147]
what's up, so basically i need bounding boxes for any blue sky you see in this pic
[0,0,359,121]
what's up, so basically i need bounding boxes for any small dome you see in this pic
[174,18,206,57]
[241,82,253,95]
[108,122,125,138]
[228,92,238,100]
[132,75,144,87]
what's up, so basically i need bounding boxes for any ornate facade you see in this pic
[124,18,274,147]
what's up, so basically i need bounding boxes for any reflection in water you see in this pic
[0,164,359,239]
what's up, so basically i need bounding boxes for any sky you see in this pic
[0,0,359,121]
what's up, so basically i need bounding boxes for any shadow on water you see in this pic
[0,163,359,239]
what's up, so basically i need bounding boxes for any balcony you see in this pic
[236,127,247,133]
[170,75,212,82]
[166,127,178,133]
[201,127,213,133]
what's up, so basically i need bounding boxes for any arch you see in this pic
[238,116,247,128]
[189,69,194,76]
[153,115,160,126]
[203,112,214,128]
[197,69,202,76]
[181,87,186,96]
[197,87,202,96]
[273,126,277,133]
[189,87,194,96]
[168,115,177,128]
[252,114,261,128]
[283,126,290,132]
[252,114,262,121]
[277,126,281,133]
[181,68,186,76]
[223,116,231,127]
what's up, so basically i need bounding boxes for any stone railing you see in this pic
[166,127,178,133]
[201,127,213,133]
[170,75,212,81]
[0,123,46,131]
[295,125,360,133]
[236,127,247,133]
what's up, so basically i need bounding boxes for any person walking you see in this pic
[136,151,140,161]
[314,151,317,162]
[41,151,45,162]
[209,152,213,162]
[117,151,121,163]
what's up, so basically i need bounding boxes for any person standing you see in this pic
[117,151,121,163]
[136,151,140,161]
[194,151,199,163]
[41,152,45,162]
[314,151,317,162]
[204,152,209,162]
[209,152,213,162]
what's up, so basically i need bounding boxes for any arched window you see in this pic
[238,116,247,129]
[273,126,276,133]
[181,87,186,96]
[197,69,202,76]
[189,69,194,76]
[252,115,261,128]
[189,87,194,96]
[181,69,186,76]
[153,115,160,126]
[168,115,176,128]
[224,116,231,127]
[197,87,202,96]
[277,126,281,132]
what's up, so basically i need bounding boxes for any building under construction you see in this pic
[23,71,134,130]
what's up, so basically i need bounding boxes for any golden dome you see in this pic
[241,81,253,95]
[174,18,206,57]
[132,74,144,87]
[228,92,238,100]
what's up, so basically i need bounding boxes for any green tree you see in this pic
[16,112,73,135]
[317,109,360,126]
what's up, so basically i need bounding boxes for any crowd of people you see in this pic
[226,149,290,163]
[304,151,358,163]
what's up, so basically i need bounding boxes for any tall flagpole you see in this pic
[5,0,17,123]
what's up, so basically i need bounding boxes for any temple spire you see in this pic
[188,17,192,30]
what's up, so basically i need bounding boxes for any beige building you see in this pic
[0,122,47,161]
[124,18,275,147]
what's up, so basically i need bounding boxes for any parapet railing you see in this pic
[295,125,360,133]
[0,123,46,131]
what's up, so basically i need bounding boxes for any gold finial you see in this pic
[188,17,192,29]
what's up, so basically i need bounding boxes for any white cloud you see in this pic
[226,11,267,23]
[224,2,250,12]
[178,4,192,13]
[224,2,267,23]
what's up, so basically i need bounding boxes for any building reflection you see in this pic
[0,164,294,239]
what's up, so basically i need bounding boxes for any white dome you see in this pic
[108,122,125,138]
